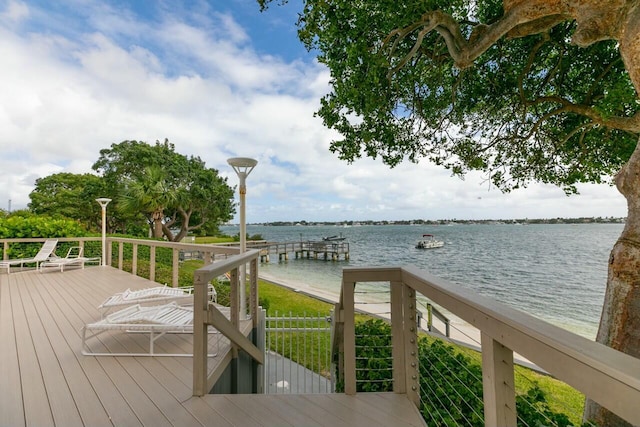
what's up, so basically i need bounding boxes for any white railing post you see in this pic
[343,279,356,395]
[391,281,420,404]
[403,285,420,405]
[132,243,138,275]
[481,333,516,427]
[107,240,112,266]
[118,242,124,269]
[390,281,407,393]
[149,246,156,282]
[250,258,258,324]
[193,270,209,396]
[172,248,179,287]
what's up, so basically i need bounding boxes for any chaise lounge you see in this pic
[0,239,58,273]
[98,283,217,314]
[39,246,100,272]
[81,302,220,357]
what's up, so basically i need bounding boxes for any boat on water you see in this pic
[322,234,347,242]
[415,234,444,249]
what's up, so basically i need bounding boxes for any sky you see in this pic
[0,0,629,223]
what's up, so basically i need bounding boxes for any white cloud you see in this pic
[2,1,29,24]
[0,1,629,222]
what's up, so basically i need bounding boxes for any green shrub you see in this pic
[419,339,484,426]
[341,319,589,427]
[354,319,393,392]
[0,215,89,258]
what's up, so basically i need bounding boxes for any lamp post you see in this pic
[227,157,258,319]
[95,198,112,267]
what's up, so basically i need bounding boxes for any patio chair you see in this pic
[81,302,220,357]
[0,239,58,274]
[39,246,100,272]
[98,283,217,315]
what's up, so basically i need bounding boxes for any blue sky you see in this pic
[0,0,628,222]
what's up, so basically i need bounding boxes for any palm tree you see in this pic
[118,166,175,238]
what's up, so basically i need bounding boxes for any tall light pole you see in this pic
[95,198,111,267]
[227,157,258,319]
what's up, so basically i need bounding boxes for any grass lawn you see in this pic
[454,339,585,425]
[195,236,235,244]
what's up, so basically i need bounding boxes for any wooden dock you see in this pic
[0,266,426,427]
[250,241,350,263]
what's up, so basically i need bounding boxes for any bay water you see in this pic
[222,223,623,339]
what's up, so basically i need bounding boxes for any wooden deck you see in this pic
[0,266,426,427]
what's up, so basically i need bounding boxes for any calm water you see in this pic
[222,223,623,339]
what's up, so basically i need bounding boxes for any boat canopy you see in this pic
[422,234,434,237]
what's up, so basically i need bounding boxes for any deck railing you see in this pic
[1,237,102,258]
[106,237,240,286]
[192,249,264,396]
[2,236,242,286]
[332,266,640,426]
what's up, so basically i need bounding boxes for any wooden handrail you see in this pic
[192,250,262,396]
[334,265,640,426]
[207,305,264,363]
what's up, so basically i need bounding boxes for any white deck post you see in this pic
[390,281,406,393]
[149,246,156,282]
[132,243,138,275]
[481,333,516,427]
[343,279,356,395]
[403,284,420,405]
[193,270,209,396]
[118,242,124,269]
[250,259,258,324]
[172,248,179,287]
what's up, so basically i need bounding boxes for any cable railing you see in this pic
[265,311,333,393]
[332,266,640,427]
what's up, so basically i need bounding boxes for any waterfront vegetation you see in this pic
[256,217,625,227]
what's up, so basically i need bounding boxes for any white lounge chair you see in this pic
[0,239,58,273]
[40,246,100,272]
[98,283,217,314]
[81,302,219,357]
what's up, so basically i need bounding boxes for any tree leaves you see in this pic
[289,0,639,192]
[93,140,235,241]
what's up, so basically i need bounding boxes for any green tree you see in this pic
[28,172,107,230]
[259,1,640,424]
[93,139,235,241]
[118,166,176,238]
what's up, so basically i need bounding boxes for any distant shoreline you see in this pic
[227,217,626,227]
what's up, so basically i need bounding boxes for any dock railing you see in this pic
[332,266,640,426]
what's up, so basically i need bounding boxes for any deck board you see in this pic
[35,268,142,427]
[12,274,56,427]
[21,275,86,427]
[0,274,25,427]
[0,266,426,427]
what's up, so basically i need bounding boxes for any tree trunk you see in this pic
[583,136,640,426]
[583,5,640,425]
[174,207,193,242]
[152,210,163,239]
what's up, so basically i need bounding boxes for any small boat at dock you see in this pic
[416,234,444,249]
[322,234,346,242]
